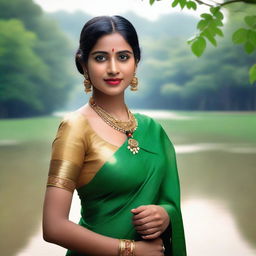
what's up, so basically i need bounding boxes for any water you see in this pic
[0,111,256,256]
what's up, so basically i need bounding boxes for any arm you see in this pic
[43,187,165,256]
[43,115,164,256]
[43,187,119,255]
[131,125,186,255]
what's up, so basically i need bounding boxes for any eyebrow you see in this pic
[91,50,133,55]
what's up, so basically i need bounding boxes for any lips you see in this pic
[104,78,122,85]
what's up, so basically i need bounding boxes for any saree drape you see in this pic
[47,112,186,256]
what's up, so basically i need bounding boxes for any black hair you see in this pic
[75,15,141,74]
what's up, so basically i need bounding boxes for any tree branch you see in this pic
[194,0,256,8]
[194,0,214,7]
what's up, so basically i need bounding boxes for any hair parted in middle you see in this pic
[75,15,141,75]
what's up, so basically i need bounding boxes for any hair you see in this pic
[75,15,141,74]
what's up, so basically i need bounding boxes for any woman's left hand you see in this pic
[131,205,170,240]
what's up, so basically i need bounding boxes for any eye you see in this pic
[95,55,107,62]
[118,54,130,61]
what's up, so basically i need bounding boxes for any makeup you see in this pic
[104,78,122,85]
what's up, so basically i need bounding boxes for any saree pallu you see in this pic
[47,112,186,256]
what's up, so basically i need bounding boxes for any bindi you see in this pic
[112,48,115,52]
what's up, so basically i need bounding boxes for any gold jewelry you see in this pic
[118,239,135,256]
[89,97,140,154]
[83,72,92,93]
[130,73,138,91]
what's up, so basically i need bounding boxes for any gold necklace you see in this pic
[89,97,140,154]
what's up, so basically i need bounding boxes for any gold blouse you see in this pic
[47,111,119,192]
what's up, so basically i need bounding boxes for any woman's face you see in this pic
[84,32,137,96]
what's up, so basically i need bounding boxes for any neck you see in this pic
[91,91,129,121]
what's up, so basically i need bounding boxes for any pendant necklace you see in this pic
[89,97,140,154]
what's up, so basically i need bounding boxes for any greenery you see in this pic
[0,112,255,143]
[148,0,256,84]
[51,11,256,111]
[1,1,256,117]
[0,0,74,118]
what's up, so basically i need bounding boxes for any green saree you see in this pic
[47,112,186,256]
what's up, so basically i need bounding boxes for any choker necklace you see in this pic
[89,97,140,154]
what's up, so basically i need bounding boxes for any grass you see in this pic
[0,111,255,144]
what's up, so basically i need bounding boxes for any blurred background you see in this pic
[0,0,255,255]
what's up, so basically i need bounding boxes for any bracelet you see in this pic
[118,239,136,256]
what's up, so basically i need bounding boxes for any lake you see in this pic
[0,110,255,256]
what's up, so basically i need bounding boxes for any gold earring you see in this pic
[83,72,92,93]
[130,74,138,91]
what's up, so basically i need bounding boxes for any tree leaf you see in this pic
[214,10,224,21]
[248,30,256,46]
[213,18,223,27]
[186,1,197,10]
[191,36,206,57]
[244,41,255,54]
[244,15,256,28]
[197,19,208,31]
[179,0,187,9]
[210,6,220,14]
[215,27,224,37]
[171,0,180,7]
[249,64,256,84]
[202,29,217,46]
[150,0,155,5]
[232,28,248,44]
[200,13,212,21]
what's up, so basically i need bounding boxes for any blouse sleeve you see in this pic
[158,126,187,256]
[46,115,86,192]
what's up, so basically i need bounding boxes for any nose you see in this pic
[107,57,119,76]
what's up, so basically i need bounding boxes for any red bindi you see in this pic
[112,48,115,52]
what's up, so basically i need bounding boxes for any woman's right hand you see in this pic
[135,238,164,256]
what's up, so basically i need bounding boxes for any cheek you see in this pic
[88,65,104,79]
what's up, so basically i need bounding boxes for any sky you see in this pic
[34,0,209,21]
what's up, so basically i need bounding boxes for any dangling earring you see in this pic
[130,73,138,91]
[83,72,92,93]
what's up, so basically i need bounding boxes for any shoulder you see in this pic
[134,112,163,134]
[56,111,88,138]
[134,112,162,127]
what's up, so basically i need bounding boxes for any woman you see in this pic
[43,15,186,256]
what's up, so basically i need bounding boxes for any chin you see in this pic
[93,85,129,96]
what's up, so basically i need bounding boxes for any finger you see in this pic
[131,205,147,214]
[134,221,158,231]
[134,219,162,231]
[132,209,152,220]
[136,227,159,235]
[141,231,161,240]
[133,216,153,226]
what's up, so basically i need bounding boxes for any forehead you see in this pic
[91,33,132,52]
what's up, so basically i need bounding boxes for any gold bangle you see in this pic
[119,239,125,255]
[131,240,135,256]
[118,239,135,256]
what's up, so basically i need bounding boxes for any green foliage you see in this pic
[0,19,46,115]
[148,0,256,84]
[188,7,224,56]
[249,64,256,84]
[232,16,256,54]
[0,0,74,118]
[171,0,197,10]
[188,36,206,57]
[133,23,256,110]
[231,15,256,83]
